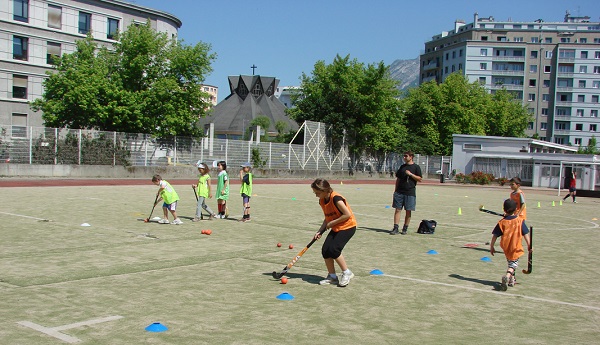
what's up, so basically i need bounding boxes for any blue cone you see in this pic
[427,250,438,255]
[145,322,168,332]
[276,292,294,300]
[480,256,492,262]
[370,269,384,275]
[385,205,391,209]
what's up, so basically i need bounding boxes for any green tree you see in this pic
[288,54,405,166]
[32,23,216,138]
[250,116,271,141]
[578,135,599,154]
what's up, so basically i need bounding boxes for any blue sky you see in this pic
[131,0,598,102]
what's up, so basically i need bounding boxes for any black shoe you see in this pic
[401,229,407,235]
[390,228,400,235]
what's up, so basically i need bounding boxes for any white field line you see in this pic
[17,315,123,344]
[0,211,49,221]
[378,274,600,311]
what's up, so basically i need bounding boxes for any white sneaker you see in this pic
[171,218,183,225]
[338,271,354,287]
[319,275,339,285]
[158,219,169,224]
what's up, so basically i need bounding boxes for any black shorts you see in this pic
[322,227,356,259]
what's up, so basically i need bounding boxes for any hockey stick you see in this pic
[192,185,203,220]
[272,229,326,279]
[144,194,160,222]
[478,205,504,217]
[522,226,533,274]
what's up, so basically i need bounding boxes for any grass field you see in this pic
[1,181,599,344]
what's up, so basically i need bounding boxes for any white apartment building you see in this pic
[0,0,181,137]
[420,11,600,149]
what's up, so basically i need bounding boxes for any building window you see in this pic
[578,80,586,88]
[527,122,534,130]
[541,122,547,130]
[445,53,449,60]
[530,50,538,59]
[544,66,551,73]
[592,110,598,117]
[530,65,537,73]
[459,49,463,57]
[529,79,536,87]
[591,124,597,132]
[577,95,585,102]
[543,80,551,87]
[451,65,455,72]
[463,144,482,151]
[480,63,487,70]
[13,0,28,22]
[576,109,584,117]
[514,37,523,42]
[458,63,462,71]
[444,66,448,74]
[594,81,600,88]
[79,12,91,34]
[561,37,571,43]
[542,94,550,101]
[13,36,28,61]
[47,42,61,65]
[579,66,587,73]
[497,36,507,42]
[576,124,583,131]
[48,5,62,29]
[480,49,488,56]
[574,138,582,145]
[12,75,28,99]
[541,108,548,116]
[11,113,28,138]
[555,122,568,130]
[545,51,553,59]
[592,95,599,103]
[594,66,600,74]
[581,51,588,59]
[595,51,600,59]
[528,93,536,101]
[107,18,119,40]
[452,51,456,59]
[580,38,587,43]
[545,37,553,44]
[531,37,539,43]
[479,77,486,84]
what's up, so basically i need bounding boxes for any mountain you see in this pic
[389,57,419,92]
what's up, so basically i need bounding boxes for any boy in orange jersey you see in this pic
[311,178,357,287]
[490,199,532,291]
[509,177,526,219]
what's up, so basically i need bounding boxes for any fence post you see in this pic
[225,139,228,163]
[174,136,177,167]
[29,126,32,164]
[54,128,57,165]
[144,134,148,166]
[269,142,272,169]
[78,129,82,165]
[113,131,116,166]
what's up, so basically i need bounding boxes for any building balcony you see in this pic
[555,101,573,106]
[558,57,575,62]
[557,72,574,77]
[488,84,524,90]
[491,56,525,62]
[491,70,525,76]
[556,86,573,92]
[423,62,438,71]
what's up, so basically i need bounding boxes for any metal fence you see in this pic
[0,122,451,176]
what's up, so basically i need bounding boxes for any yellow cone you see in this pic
[537,201,541,208]
[458,207,462,215]
[552,201,556,207]
[340,181,343,185]
[559,200,563,206]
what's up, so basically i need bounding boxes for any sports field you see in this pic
[1,180,599,344]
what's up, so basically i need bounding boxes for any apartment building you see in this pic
[0,0,181,137]
[419,11,600,149]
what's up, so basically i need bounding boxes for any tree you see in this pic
[250,116,270,141]
[31,23,216,138]
[288,54,405,166]
[401,73,530,155]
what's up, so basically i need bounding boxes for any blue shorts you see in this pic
[392,192,416,211]
[242,194,251,204]
[163,201,177,211]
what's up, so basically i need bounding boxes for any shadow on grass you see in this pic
[449,273,502,290]
[358,226,393,234]
[262,272,324,284]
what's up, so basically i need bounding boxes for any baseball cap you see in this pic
[240,162,252,168]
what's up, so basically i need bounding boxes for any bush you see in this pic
[454,171,495,185]
[496,177,509,186]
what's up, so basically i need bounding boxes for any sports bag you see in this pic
[417,220,437,234]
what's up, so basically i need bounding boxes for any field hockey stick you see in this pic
[272,229,326,279]
[144,194,160,222]
[191,185,204,219]
[522,226,533,274]
[478,205,504,217]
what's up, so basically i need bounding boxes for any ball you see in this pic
[206,229,212,235]
[280,277,288,284]
[288,244,294,249]
[277,242,282,247]
[201,230,206,234]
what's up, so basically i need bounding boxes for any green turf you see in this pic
[1,182,599,344]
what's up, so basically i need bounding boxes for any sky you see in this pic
[130,0,598,102]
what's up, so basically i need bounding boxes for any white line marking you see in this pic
[0,211,49,221]
[379,274,600,311]
[17,315,123,344]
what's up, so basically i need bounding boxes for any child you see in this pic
[509,177,526,220]
[311,178,357,287]
[151,174,182,225]
[239,162,253,222]
[192,161,216,221]
[215,160,229,219]
[489,199,532,291]
[562,171,577,203]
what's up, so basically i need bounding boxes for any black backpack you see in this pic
[417,220,437,234]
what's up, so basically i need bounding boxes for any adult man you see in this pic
[391,151,422,235]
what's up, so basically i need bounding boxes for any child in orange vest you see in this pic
[311,178,357,287]
[490,199,532,291]
[509,177,526,219]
